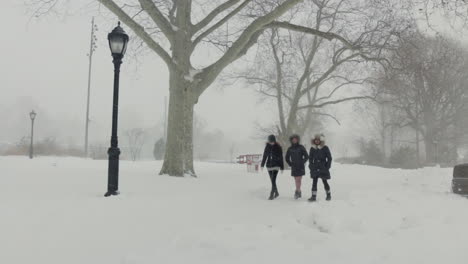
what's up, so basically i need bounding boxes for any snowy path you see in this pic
[0,156,467,264]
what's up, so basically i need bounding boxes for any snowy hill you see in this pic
[0,156,466,264]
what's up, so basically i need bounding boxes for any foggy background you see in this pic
[1,0,465,163]
[1,0,357,160]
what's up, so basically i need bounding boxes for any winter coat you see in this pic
[309,145,332,179]
[286,144,309,177]
[261,143,284,170]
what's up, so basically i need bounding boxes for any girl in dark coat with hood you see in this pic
[285,134,309,199]
[261,135,284,200]
[308,134,332,202]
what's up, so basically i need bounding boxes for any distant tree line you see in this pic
[353,30,468,168]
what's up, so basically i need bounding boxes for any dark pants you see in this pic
[268,170,279,191]
[312,177,330,194]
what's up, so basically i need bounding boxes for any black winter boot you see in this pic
[294,190,301,199]
[268,190,275,200]
[308,191,317,202]
[326,191,331,201]
[274,188,279,198]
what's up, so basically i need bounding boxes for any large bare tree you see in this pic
[378,33,468,164]
[355,83,412,165]
[29,0,411,176]
[237,0,406,145]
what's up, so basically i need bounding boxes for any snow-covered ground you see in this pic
[1,156,467,264]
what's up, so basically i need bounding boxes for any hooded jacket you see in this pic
[309,134,332,179]
[285,135,309,177]
[261,143,284,170]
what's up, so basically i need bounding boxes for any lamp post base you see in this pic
[104,190,120,197]
[106,146,120,197]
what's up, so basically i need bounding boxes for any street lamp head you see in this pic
[108,22,129,57]
[29,110,37,121]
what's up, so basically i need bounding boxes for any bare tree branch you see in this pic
[193,0,243,33]
[138,0,175,42]
[195,0,303,97]
[312,112,342,125]
[193,0,253,47]
[98,0,175,69]
[266,21,359,49]
[298,96,375,109]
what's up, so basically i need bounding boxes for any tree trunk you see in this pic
[160,5,195,177]
[159,80,197,177]
[183,98,196,176]
[381,129,387,164]
[415,128,420,167]
[159,71,188,176]
[424,130,436,164]
[422,106,437,164]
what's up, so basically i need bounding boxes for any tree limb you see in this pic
[193,0,252,47]
[195,0,303,98]
[312,112,342,125]
[265,21,359,50]
[298,96,375,109]
[315,78,370,102]
[138,0,175,43]
[193,0,243,32]
[98,0,174,69]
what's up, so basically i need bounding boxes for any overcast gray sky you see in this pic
[1,0,290,155]
[2,0,460,158]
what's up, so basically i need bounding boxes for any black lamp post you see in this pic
[104,22,129,197]
[29,110,37,159]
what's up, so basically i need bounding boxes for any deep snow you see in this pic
[0,156,467,264]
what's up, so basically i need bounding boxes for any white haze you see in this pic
[1,0,274,158]
[0,0,463,160]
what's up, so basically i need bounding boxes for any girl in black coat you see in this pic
[308,134,332,202]
[261,135,284,200]
[285,134,309,199]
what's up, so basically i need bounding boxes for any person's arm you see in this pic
[260,146,268,168]
[285,148,292,167]
[302,146,309,164]
[308,148,314,170]
[325,146,333,169]
[279,146,284,171]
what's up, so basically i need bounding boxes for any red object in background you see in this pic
[237,154,262,173]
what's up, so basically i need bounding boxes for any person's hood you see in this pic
[267,134,276,143]
[311,133,326,149]
[289,134,301,144]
